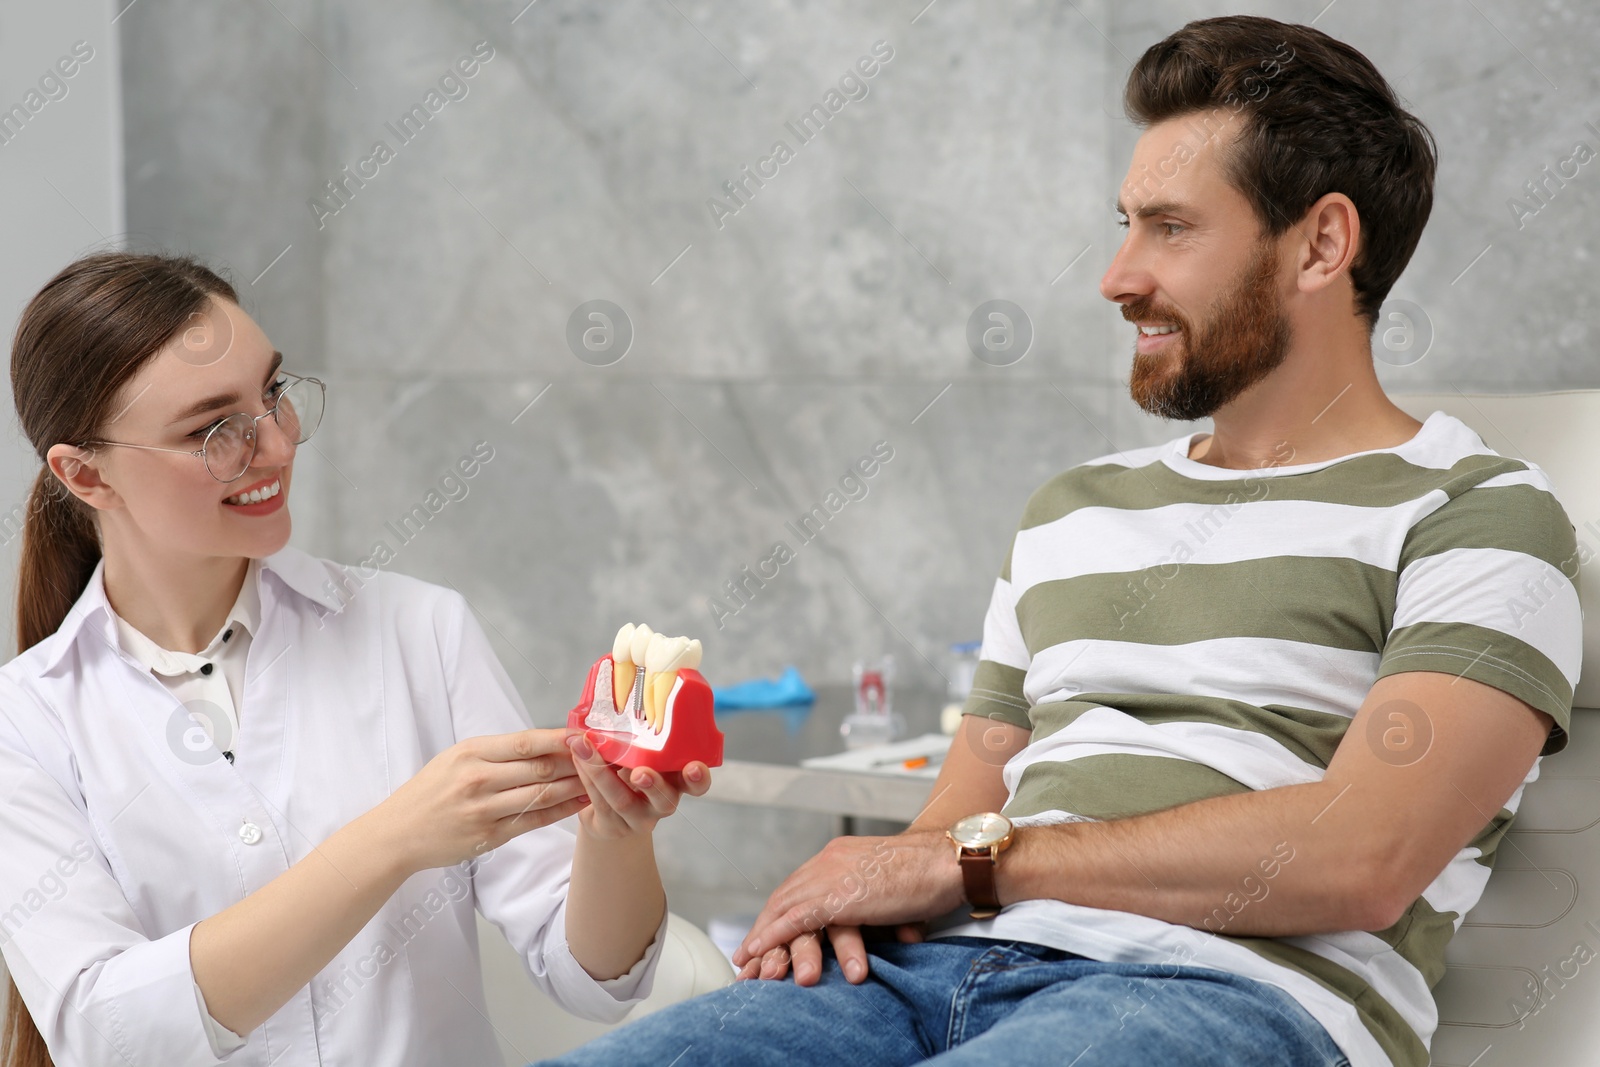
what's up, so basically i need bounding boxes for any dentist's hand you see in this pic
[565,729,712,840]
[374,729,589,872]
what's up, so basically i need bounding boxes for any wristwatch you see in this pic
[946,812,1015,919]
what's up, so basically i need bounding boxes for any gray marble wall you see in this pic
[116,0,1600,957]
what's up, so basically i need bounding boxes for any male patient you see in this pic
[541,14,1582,1067]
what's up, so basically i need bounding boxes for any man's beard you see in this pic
[1126,240,1291,422]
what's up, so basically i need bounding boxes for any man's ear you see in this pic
[45,443,120,511]
[1294,192,1360,298]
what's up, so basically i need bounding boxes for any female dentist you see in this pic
[0,251,708,1067]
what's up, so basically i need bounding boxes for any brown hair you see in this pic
[1124,14,1437,330]
[3,251,237,1067]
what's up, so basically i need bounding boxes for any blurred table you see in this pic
[703,683,948,825]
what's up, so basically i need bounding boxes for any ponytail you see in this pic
[16,465,102,654]
[0,992,49,1067]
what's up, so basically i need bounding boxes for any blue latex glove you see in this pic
[712,665,815,710]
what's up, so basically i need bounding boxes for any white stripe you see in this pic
[1416,761,1535,916]
[1392,546,1582,684]
[1002,705,1328,797]
[1476,467,1554,492]
[1420,853,1494,919]
[1011,494,1443,590]
[977,577,1030,672]
[1284,927,1438,1041]
[1077,439,1173,469]
[1024,636,1378,718]
[1010,809,1097,827]
[1158,411,1491,482]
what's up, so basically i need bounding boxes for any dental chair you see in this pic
[479,909,734,1064]
[1391,391,1600,1067]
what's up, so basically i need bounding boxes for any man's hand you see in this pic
[736,922,928,986]
[731,831,964,979]
[729,712,1024,986]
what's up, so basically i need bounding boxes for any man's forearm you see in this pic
[899,713,1392,938]
[907,714,1027,833]
[994,779,1391,937]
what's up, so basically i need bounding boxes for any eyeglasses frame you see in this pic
[76,371,326,483]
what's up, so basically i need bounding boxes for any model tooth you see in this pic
[661,635,696,672]
[624,625,651,718]
[642,631,668,726]
[612,623,635,661]
[629,623,654,665]
[601,626,703,735]
[644,630,673,671]
[649,673,675,733]
[647,636,690,731]
[656,636,690,728]
[611,623,636,710]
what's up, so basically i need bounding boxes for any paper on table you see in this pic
[799,733,952,778]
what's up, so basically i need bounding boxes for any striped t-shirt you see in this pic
[934,410,1583,1067]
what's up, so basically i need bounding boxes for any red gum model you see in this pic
[566,653,725,772]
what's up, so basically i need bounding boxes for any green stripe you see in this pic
[1018,452,1529,529]
[1398,482,1580,581]
[1030,694,1352,769]
[1376,620,1573,751]
[1227,935,1430,1067]
[1015,558,1394,656]
[963,660,1030,731]
[1002,753,1250,821]
[1371,895,1460,988]
[1468,808,1515,869]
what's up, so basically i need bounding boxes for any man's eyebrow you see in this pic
[170,351,285,424]
[1114,200,1190,219]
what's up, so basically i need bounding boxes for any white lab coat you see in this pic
[0,545,663,1066]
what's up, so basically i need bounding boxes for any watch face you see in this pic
[950,812,1013,848]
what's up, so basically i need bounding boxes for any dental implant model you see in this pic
[567,622,724,772]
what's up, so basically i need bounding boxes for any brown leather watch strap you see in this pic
[959,848,1001,915]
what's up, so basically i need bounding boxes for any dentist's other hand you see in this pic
[373,728,589,872]
[566,729,712,840]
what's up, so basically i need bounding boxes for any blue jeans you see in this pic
[534,936,1352,1066]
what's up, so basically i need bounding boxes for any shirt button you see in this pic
[238,821,263,845]
[200,663,214,675]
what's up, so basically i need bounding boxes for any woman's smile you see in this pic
[222,473,285,514]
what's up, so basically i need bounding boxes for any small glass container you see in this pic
[840,654,904,749]
[941,640,982,734]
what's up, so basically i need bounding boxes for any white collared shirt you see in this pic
[111,556,261,761]
[0,545,664,1066]
[107,558,263,1057]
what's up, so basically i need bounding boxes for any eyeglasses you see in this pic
[80,371,326,483]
